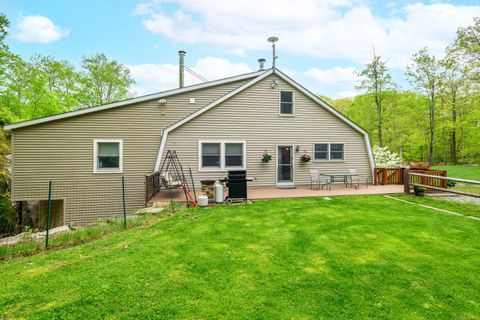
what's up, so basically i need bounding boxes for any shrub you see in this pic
[373,145,402,167]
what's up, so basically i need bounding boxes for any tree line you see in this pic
[327,17,480,165]
[0,14,134,235]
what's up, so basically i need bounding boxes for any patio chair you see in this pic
[309,169,320,189]
[310,170,331,190]
[359,175,373,188]
[347,169,360,189]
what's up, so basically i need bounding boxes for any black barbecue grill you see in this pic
[221,170,255,203]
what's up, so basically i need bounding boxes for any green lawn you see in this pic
[1,196,480,319]
[432,165,480,195]
[432,165,480,180]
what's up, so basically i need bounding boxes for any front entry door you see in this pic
[277,145,293,184]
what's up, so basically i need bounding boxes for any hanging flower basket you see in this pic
[261,150,272,163]
[300,154,311,163]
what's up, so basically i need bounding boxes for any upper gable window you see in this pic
[279,91,294,116]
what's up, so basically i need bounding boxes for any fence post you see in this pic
[17,201,23,231]
[46,181,52,248]
[403,168,410,194]
[122,176,127,229]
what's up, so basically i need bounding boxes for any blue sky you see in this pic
[1,0,480,98]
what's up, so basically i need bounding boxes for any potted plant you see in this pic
[413,185,425,196]
[261,150,272,163]
[300,153,311,163]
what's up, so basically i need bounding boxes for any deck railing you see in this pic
[406,171,479,198]
[374,168,405,185]
[409,169,447,188]
[145,171,161,206]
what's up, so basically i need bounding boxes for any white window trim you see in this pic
[313,143,346,162]
[279,90,295,116]
[198,140,246,172]
[93,139,123,174]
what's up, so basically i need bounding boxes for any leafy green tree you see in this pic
[78,53,134,106]
[452,17,480,81]
[406,48,444,165]
[355,53,396,147]
[31,55,81,112]
[0,14,15,233]
[440,53,465,164]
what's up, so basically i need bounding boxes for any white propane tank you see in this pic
[197,194,209,207]
[214,180,224,204]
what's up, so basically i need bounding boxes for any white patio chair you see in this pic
[347,169,360,189]
[309,169,320,189]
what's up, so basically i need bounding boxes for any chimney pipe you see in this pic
[178,50,186,88]
[258,58,266,70]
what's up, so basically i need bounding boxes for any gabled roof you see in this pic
[3,69,266,131]
[153,68,375,173]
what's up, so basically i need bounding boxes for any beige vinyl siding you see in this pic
[165,74,372,187]
[11,79,249,225]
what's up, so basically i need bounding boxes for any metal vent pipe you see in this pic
[178,50,186,88]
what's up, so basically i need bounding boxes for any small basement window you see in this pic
[279,91,294,116]
[94,139,123,173]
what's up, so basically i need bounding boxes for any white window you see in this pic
[199,141,246,171]
[314,143,345,161]
[330,143,344,160]
[314,143,329,160]
[279,91,294,116]
[201,143,221,168]
[225,143,243,167]
[94,139,123,173]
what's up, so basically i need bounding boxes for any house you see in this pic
[4,56,374,226]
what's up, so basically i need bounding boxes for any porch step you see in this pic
[276,185,297,189]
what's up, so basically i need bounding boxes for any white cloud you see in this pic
[305,66,359,98]
[136,1,480,68]
[14,15,70,44]
[335,90,358,99]
[305,66,357,86]
[127,56,252,96]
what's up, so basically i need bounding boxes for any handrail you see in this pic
[407,170,480,198]
[409,183,480,198]
[145,171,161,206]
[409,172,480,185]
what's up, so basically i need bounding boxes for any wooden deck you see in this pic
[148,184,404,206]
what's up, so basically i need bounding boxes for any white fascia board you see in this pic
[4,70,265,131]
[153,69,273,171]
[273,69,376,173]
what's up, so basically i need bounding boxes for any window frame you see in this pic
[329,143,345,161]
[198,140,246,172]
[93,139,123,173]
[313,143,346,162]
[279,90,295,116]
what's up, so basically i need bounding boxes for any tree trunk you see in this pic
[451,94,457,164]
[376,96,382,147]
[428,91,435,165]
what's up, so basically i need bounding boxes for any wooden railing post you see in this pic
[404,168,410,193]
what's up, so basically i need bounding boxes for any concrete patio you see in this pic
[149,184,404,205]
